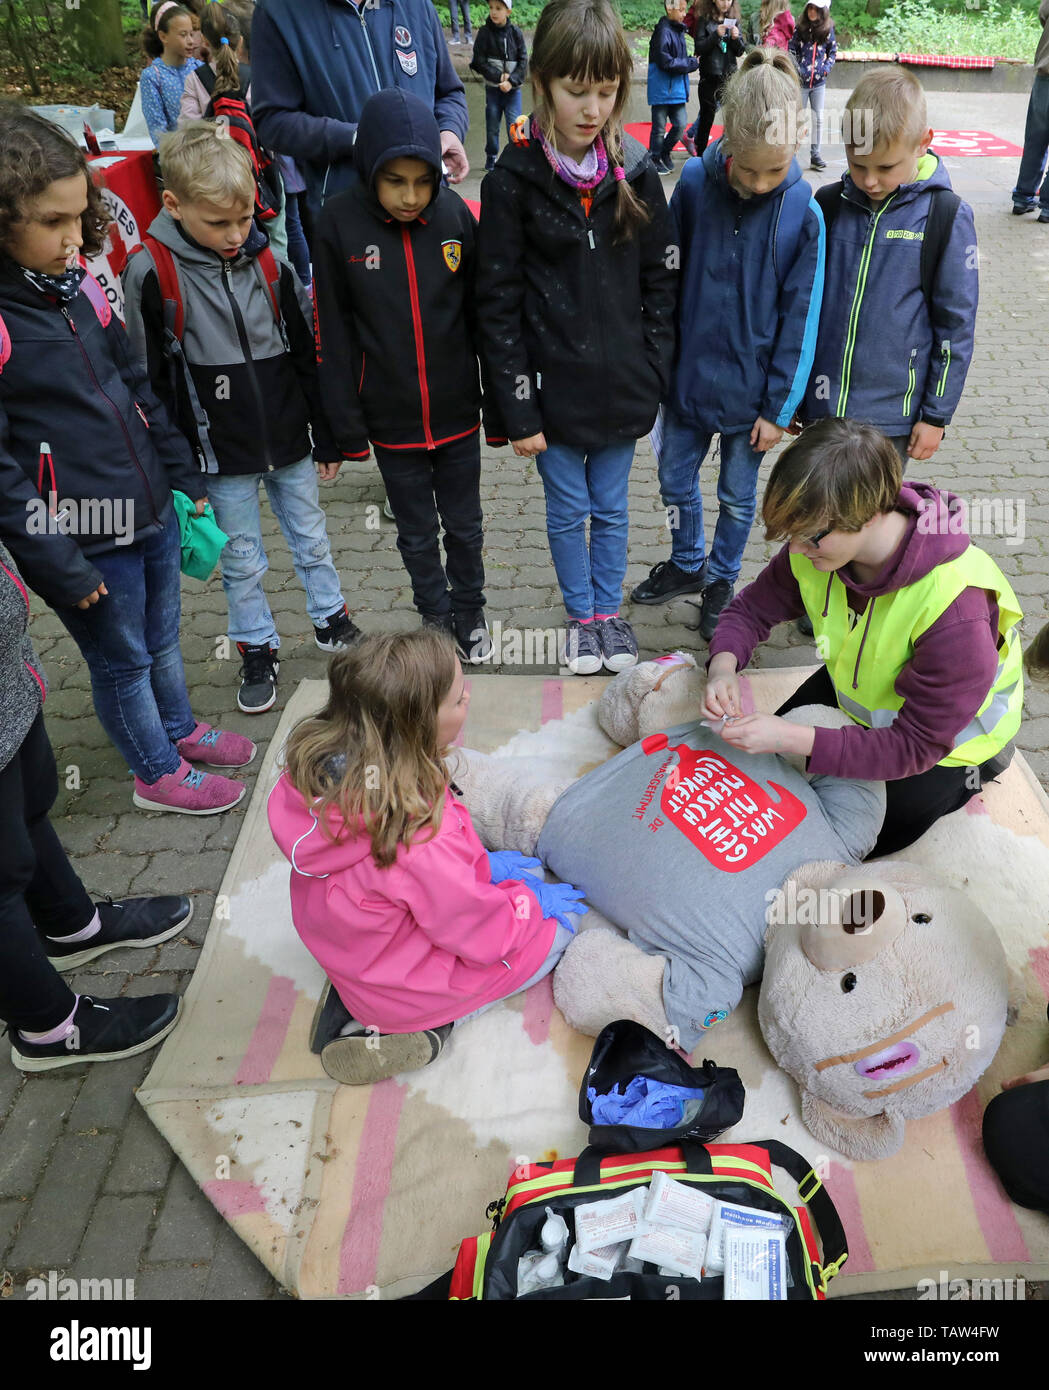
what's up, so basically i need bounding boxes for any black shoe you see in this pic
[695,579,734,641]
[46,895,193,971]
[630,559,706,605]
[1012,203,1036,215]
[1040,212,1049,224]
[796,613,814,638]
[10,993,182,1072]
[320,1022,453,1085]
[484,158,497,172]
[309,980,357,1054]
[810,155,827,171]
[654,158,673,176]
[598,616,639,673]
[236,642,279,714]
[314,605,362,653]
[421,611,455,637]
[454,609,493,663]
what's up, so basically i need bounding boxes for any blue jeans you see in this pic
[206,454,345,649]
[803,82,826,158]
[535,440,636,619]
[649,103,688,162]
[455,923,574,1026]
[656,410,764,583]
[1013,73,1049,212]
[485,86,521,164]
[449,0,471,38]
[57,509,196,784]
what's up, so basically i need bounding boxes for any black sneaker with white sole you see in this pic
[454,610,493,663]
[314,606,363,652]
[597,616,639,672]
[46,895,193,971]
[695,578,734,641]
[237,642,279,714]
[320,1023,453,1085]
[422,611,455,637]
[630,559,706,605]
[10,993,182,1072]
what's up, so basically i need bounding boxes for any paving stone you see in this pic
[0,1197,28,1263]
[0,1078,80,1198]
[131,1266,211,1300]
[203,1222,283,1300]
[104,1106,175,1195]
[8,1132,117,1268]
[68,1053,153,1135]
[68,1193,156,1279]
[147,1162,221,1264]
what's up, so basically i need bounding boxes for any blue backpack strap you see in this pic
[771,177,820,288]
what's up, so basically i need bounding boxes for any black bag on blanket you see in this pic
[580,1019,746,1153]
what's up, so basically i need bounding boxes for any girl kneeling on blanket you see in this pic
[268,630,587,1085]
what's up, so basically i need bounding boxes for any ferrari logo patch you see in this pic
[442,240,462,272]
[395,48,418,76]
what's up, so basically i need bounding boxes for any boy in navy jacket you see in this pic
[801,68,978,464]
[648,0,700,174]
[470,0,528,172]
[312,88,489,662]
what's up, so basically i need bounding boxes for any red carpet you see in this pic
[625,123,1020,158]
[625,120,722,151]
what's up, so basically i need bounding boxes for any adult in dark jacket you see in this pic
[0,540,188,1072]
[469,0,528,172]
[312,89,487,658]
[250,0,470,220]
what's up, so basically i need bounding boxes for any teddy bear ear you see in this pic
[801,1091,906,1161]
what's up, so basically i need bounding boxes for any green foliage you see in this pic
[870,0,1041,59]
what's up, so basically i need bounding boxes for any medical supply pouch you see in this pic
[448,1138,848,1301]
[581,1019,745,1152]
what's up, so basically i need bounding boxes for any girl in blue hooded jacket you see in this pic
[631,48,825,645]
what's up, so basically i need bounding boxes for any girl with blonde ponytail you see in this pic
[476,0,678,677]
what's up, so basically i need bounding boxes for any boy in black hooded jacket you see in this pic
[313,88,489,661]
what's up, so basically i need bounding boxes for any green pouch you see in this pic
[172,490,228,580]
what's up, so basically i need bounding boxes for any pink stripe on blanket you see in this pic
[738,675,756,716]
[949,1087,1030,1261]
[1029,946,1049,997]
[822,1162,875,1274]
[338,1079,407,1293]
[522,973,555,1046]
[203,1179,268,1218]
[965,795,989,816]
[234,975,297,1086]
[540,679,563,725]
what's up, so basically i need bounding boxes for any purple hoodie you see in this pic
[709,483,1002,781]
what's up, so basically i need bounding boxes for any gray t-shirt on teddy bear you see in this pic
[537,720,885,1051]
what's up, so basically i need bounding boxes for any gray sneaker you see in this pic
[561,619,603,675]
[320,1025,452,1085]
[598,616,639,673]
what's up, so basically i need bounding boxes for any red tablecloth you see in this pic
[83,149,160,321]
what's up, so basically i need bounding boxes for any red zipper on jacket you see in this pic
[401,225,435,450]
[0,557,47,705]
[37,442,56,498]
[59,305,159,526]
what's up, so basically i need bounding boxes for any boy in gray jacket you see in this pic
[123,122,355,716]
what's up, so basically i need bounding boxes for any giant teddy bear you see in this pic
[452,655,1011,1161]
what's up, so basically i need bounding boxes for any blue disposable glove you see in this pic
[519,872,589,934]
[487,849,543,884]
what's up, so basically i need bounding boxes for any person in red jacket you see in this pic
[267,629,588,1085]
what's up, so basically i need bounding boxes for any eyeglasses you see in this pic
[804,527,833,548]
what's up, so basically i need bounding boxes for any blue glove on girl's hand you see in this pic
[519,873,589,933]
[487,849,543,884]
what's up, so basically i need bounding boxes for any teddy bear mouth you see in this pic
[854,1041,920,1079]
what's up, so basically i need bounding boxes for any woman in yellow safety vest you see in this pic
[702,417,1023,857]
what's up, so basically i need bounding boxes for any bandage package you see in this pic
[643,1170,716,1235]
[705,1200,791,1275]
[573,1188,646,1254]
[629,1225,707,1279]
[723,1226,788,1300]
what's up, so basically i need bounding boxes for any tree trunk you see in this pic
[865,0,883,14]
[4,1,41,94]
[59,0,127,69]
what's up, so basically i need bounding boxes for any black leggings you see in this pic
[983,1079,1049,1216]
[775,666,1013,859]
[0,712,93,1032]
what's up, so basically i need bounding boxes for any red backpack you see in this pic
[198,64,282,223]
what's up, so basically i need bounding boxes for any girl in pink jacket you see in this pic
[267,629,585,1085]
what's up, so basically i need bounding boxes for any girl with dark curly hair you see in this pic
[0,107,255,817]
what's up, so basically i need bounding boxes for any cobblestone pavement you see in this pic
[2,86,1048,1302]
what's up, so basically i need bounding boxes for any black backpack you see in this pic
[198,63,282,223]
[815,178,961,308]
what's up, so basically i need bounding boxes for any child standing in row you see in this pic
[313,89,490,663]
[760,0,795,49]
[267,630,586,1084]
[139,2,202,148]
[632,50,825,644]
[470,0,529,173]
[801,68,978,464]
[477,0,677,676]
[123,124,355,718]
[686,0,746,156]
[790,2,836,170]
[0,110,253,814]
[647,0,700,176]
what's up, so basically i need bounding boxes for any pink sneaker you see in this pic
[133,758,245,815]
[177,721,256,769]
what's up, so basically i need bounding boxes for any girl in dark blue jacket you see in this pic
[631,50,825,643]
[789,3,837,170]
[0,109,254,817]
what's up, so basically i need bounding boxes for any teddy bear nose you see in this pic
[801,876,909,971]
